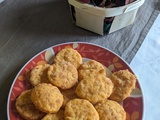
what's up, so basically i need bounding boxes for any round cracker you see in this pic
[95,99,126,120]
[41,110,64,120]
[78,60,106,80]
[109,69,136,101]
[30,64,50,86]
[48,62,78,90]
[54,47,82,69]
[75,77,113,104]
[16,90,45,120]
[64,98,99,120]
[31,83,63,113]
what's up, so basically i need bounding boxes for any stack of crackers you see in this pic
[15,48,136,120]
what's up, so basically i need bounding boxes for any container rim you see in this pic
[68,0,145,17]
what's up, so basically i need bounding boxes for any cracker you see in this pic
[30,64,50,86]
[48,62,78,90]
[54,47,82,69]
[64,98,99,120]
[78,60,106,80]
[109,69,136,101]
[41,110,64,120]
[95,99,126,120]
[75,77,113,104]
[31,83,63,113]
[16,90,45,120]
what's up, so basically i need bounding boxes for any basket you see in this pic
[68,0,145,35]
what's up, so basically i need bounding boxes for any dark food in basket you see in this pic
[80,0,135,8]
[79,0,137,33]
[79,0,136,7]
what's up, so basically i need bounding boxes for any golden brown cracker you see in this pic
[48,62,78,90]
[30,64,50,86]
[54,47,82,68]
[78,60,106,80]
[31,83,63,113]
[64,98,99,120]
[109,69,136,101]
[16,90,45,120]
[41,110,64,120]
[75,77,113,104]
[95,99,126,120]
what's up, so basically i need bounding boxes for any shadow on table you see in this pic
[155,2,160,10]
[10,0,96,37]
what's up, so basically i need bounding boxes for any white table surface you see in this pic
[130,13,160,120]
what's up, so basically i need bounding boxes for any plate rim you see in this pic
[7,41,144,120]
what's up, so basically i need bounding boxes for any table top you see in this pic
[130,13,160,120]
[0,0,159,119]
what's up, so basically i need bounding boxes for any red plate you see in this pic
[7,42,144,120]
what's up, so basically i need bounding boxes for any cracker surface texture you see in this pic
[31,83,63,113]
[30,64,50,86]
[48,62,78,89]
[109,69,136,101]
[64,98,99,120]
[95,99,126,120]
[75,76,113,104]
[16,90,45,120]
[54,47,82,68]
[42,110,64,120]
[78,60,106,80]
